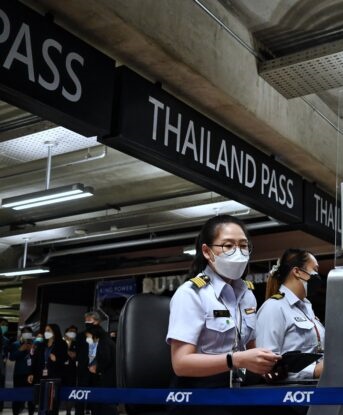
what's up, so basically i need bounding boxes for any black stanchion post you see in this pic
[37,379,61,415]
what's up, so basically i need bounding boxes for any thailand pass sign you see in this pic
[303,182,341,244]
[102,67,303,223]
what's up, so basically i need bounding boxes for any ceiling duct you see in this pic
[259,39,343,98]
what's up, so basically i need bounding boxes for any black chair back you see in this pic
[116,293,173,415]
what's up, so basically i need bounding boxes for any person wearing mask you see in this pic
[75,311,103,415]
[85,325,117,415]
[256,248,325,415]
[10,326,35,415]
[166,215,281,415]
[63,326,78,415]
[28,324,68,385]
[0,318,9,413]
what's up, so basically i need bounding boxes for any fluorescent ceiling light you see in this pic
[2,183,93,210]
[183,246,196,256]
[0,266,50,277]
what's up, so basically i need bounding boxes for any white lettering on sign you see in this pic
[149,95,296,210]
[313,193,342,233]
[166,392,193,403]
[0,8,84,102]
[68,390,91,400]
[261,163,294,208]
[283,391,314,403]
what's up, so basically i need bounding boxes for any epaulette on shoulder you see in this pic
[190,275,210,289]
[271,292,285,300]
[244,280,254,290]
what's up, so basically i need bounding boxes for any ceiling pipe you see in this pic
[32,220,282,264]
[41,231,199,260]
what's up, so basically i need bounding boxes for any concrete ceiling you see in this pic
[0,0,341,294]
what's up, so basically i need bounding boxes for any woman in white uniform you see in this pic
[166,215,280,415]
[256,248,325,415]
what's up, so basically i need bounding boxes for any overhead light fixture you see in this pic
[183,246,196,256]
[2,183,93,210]
[1,140,93,210]
[0,267,50,277]
[0,239,49,278]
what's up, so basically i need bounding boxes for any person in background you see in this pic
[10,326,35,415]
[63,325,78,415]
[75,311,103,415]
[85,324,117,415]
[28,323,68,385]
[0,318,10,413]
[166,215,281,415]
[256,248,325,415]
[33,332,44,347]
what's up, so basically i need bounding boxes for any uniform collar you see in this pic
[279,284,311,307]
[204,265,247,299]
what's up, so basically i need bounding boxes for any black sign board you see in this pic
[102,67,303,223]
[303,182,341,244]
[0,0,115,137]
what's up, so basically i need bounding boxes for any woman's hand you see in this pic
[88,365,97,374]
[27,375,34,384]
[314,360,323,378]
[233,348,281,375]
[49,353,56,362]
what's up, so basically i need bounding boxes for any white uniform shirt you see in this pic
[166,265,257,354]
[256,284,325,380]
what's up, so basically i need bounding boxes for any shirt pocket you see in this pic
[293,319,314,330]
[293,319,317,349]
[200,316,234,354]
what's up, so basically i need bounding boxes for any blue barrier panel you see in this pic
[2,386,343,406]
[60,387,343,406]
[0,387,33,401]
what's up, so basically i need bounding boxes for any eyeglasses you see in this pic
[209,241,252,257]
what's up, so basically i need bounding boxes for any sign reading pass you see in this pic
[0,0,115,136]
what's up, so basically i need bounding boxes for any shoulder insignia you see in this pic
[190,275,210,289]
[271,292,285,300]
[244,280,254,290]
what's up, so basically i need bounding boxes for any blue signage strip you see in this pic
[102,67,303,224]
[0,387,33,401]
[0,0,115,136]
[60,386,343,406]
[3,386,343,406]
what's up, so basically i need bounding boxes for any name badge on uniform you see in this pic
[213,310,230,318]
[294,316,307,322]
[244,307,256,315]
[42,368,48,377]
[27,358,31,367]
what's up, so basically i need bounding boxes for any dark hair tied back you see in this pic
[266,248,312,299]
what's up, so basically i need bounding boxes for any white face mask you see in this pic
[86,337,94,345]
[66,331,76,339]
[212,249,249,280]
[22,333,33,340]
[44,331,53,340]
